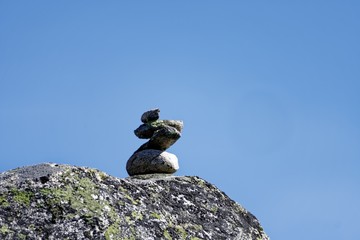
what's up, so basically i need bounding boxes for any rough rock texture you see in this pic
[126,150,179,176]
[0,163,269,240]
[141,108,160,123]
[134,120,183,153]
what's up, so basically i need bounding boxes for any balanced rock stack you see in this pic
[126,109,183,176]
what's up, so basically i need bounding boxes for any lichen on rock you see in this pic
[0,163,269,240]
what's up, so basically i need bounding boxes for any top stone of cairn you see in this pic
[141,108,160,123]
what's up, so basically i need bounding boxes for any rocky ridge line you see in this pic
[0,163,269,240]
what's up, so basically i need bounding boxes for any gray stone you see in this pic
[0,163,269,240]
[133,123,155,139]
[126,149,179,176]
[135,124,181,153]
[141,108,160,123]
[134,120,184,140]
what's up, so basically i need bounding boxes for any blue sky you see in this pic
[1,1,359,239]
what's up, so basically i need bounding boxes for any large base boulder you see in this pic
[0,163,269,240]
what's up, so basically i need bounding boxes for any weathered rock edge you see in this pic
[0,163,269,240]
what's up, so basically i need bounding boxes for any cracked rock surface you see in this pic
[0,163,269,240]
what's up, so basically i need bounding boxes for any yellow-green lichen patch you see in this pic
[184,223,203,232]
[149,120,163,128]
[190,237,202,240]
[163,229,172,240]
[28,224,35,231]
[195,178,207,188]
[150,211,162,219]
[118,186,127,192]
[124,194,138,205]
[104,220,121,240]
[99,172,109,181]
[0,224,11,234]
[117,200,125,207]
[125,216,132,225]
[10,188,34,206]
[69,178,103,217]
[118,186,138,205]
[0,195,9,207]
[40,175,116,222]
[17,233,26,240]
[131,211,143,221]
[175,225,188,239]
[210,206,218,213]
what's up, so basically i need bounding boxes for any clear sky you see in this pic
[1,1,359,239]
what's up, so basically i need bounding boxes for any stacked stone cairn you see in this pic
[126,109,183,176]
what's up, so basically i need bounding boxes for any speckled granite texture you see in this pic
[0,163,269,240]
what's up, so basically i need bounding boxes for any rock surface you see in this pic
[141,108,160,123]
[0,163,269,240]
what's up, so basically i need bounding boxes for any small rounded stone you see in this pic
[126,150,179,176]
[141,109,160,123]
